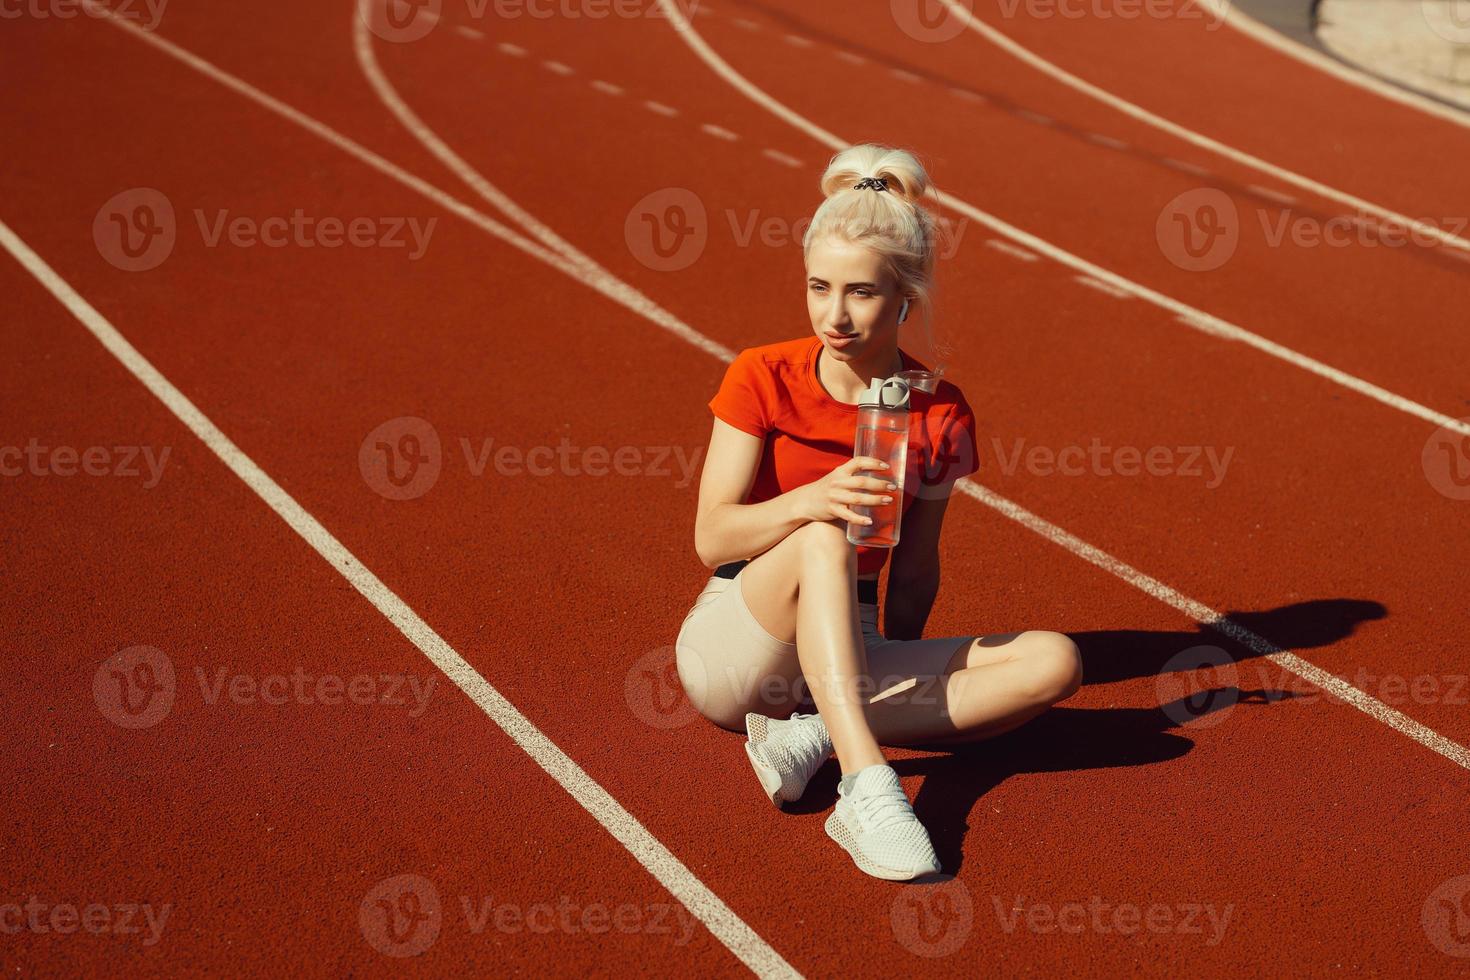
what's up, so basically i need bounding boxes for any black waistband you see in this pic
[713,559,879,605]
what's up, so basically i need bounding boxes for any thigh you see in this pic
[737,519,850,645]
[674,575,804,731]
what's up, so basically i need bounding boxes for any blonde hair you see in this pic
[801,143,953,367]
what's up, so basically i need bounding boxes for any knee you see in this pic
[796,519,855,566]
[1022,631,1083,703]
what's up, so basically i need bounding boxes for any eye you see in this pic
[809,283,827,293]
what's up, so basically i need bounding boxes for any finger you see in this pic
[835,506,872,525]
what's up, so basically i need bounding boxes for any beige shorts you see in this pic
[674,567,977,731]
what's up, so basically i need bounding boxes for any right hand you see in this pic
[795,456,898,526]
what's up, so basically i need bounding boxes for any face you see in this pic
[805,237,908,367]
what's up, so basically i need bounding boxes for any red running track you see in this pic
[3,0,1469,975]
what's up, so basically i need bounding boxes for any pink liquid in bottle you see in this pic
[847,377,911,548]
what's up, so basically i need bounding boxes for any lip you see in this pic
[824,332,858,349]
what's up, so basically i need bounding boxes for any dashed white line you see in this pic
[834,50,866,65]
[497,42,528,57]
[1085,132,1129,150]
[1161,156,1210,177]
[643,100,679,117]
[542,60,575,76]
[732,17,759,30]
[454,25,484,40]
[782,33,813,48]
[1074,274,1133,299]
[890,68,922,83]
[700,123,739,141]
[762,148,802,168]
[1014,107,1054,125]
[590,79,625,96]
[985,238,1040,262]
[1248,183,1298,206]
[950,87,986,102]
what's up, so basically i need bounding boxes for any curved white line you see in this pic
[70,0,1470,794]
[652,0,1470,438]
[1199,0,1470,131]
[936,0,1470,253]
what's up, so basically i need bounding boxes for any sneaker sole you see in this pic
[743,713,785,807]
[823,811,941,882]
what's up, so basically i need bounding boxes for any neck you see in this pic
[818,343,904,405]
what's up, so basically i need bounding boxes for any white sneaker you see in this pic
[825,764,942,881]
[744,711,832,807]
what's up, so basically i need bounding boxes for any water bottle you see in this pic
[847,376,911,548]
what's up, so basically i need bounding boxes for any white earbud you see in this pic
[897,298,910,324]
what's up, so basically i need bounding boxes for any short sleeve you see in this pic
[921,391,980,488]
[707,349,771,439]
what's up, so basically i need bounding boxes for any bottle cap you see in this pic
[858,376,910,410]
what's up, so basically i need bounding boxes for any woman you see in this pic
[674,144,1082,882]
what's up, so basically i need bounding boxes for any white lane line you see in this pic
[1074,275,1132,299]
[985,238,1040,262]
[1014,107,1054,125]
[762,148,802,167]
[1161,157,1211,177]
[1085,132,1129,150]
[78,7,1470,860]
[454,25,484,41]
[834,50,866,66]
[936,0,1470,254]
[961,481,1470,772]
[950,87,986,103]
[651,0,1470,439]
[732,17,759,30]
[700,123,739,141]
[1248,183,1298,206]
[590,79,625,96]
[0,223,796,980]
[496,42,528,57]
[890,68,922,84]
[543,60,575,76]
[1198,0,1470,132]
[643,99,679,117]
[782,33,812,48]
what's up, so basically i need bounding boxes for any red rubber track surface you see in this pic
[3,0,1469,975]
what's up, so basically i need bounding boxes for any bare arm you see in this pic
[693,418,896,569]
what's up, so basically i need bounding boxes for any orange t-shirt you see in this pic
[707,336,979,575]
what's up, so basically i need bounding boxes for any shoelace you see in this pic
[851,777,916,832]
[779,713,832,781]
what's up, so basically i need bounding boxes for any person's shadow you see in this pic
[784,598,1386,873]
